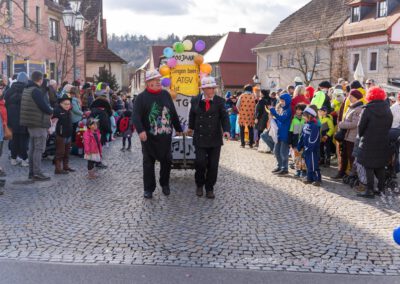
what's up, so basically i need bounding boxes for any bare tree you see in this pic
[330,26,349,83]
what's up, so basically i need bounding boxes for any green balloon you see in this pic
[175,43,185,54]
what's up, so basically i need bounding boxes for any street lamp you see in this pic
[62,1,85,82]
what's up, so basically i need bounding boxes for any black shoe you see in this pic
[331,172,344,180]
[271,168,281,173]
[240,145,245,148]
[120,147,126,152]
[312,181,321,187]
[196,186,204,197]
[0,191,3,195]
[357,190,375,199]
[96,163,108,169]
[277,170,289,176]
[0,179,5,187]
[303,179,313,185]
[162,186,170,196]
[206,191,215,199]
[32,173,51,181]
[144,191,153,199]
[126,147,132,151]
[0,170,6,177]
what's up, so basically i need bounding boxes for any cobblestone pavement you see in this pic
[0,137,400,276]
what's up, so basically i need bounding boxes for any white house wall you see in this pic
[86,62,123,89]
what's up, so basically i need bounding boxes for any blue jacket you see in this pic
[270,93,292,143]
[297,120,320,154]
[71,97,83,124]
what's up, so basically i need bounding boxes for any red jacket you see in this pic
[290,95,310,116]
[83,129,102,156]
[0,99,8,128]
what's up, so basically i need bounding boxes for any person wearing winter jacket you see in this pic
[297,107,321,186]
[318,106,334,167]
[290,85,310,116]
[334,89,364,178]
[4,72,29,167]
[270,93,292,175]
[357,87,393,198]
[0,80,8,183]
[311,81,332,111]
[84,117,103,179]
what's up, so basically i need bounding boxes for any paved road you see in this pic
[0,137,399,276]
[0,260,399,284]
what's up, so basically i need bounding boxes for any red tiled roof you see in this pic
[220,32,267,63]
[151,45,168,68]
[86,39,127,63]
[220,63,257,88]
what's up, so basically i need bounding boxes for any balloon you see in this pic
[175,42,185,54]
[167,58,177,68]
[195,40,206,52]
[194,55,204,65]
[170,90,178,100]
[394,227,400,245]
[159,65,171,77]
[200,63,212,75]
[163,47,174,58]
[173,42,179,50]
[161,77,171,88]
[183,39,193,51]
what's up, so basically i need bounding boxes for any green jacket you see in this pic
[320,115,334,137]
[311,91,326,109]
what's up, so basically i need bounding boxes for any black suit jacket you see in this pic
[189,94,230,148]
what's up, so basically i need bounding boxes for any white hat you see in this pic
[294,76,303,83]
[145,70,162,82]
[304,107,317,117]
[201,76,218,89]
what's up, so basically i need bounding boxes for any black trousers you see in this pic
[142,143,172,192]
[320,137,332,164]
[123,137,132,148]
[10,132,29,160]
[366,167,385,192]
[88,161,95,170]
[240,126,254,147]
[195,146,221,192]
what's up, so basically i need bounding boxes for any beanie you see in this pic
[319,81,332,89]
[350,80,362,90]
[17,72,29,84]
[349,89,363,100]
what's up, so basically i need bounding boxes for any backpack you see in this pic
[119,117,130,133]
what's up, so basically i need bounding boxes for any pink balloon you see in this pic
[167,58,177,68]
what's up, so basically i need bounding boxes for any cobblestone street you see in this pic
[0,137,399,276]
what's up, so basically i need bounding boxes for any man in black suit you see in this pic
[187,77,230,199]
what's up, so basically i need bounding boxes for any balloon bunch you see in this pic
[160,39,213,99]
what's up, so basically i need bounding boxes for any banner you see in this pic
[170,52,199,97]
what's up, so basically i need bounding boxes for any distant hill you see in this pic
[107,34,180,68]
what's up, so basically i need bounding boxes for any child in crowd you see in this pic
[53,94,75,174]
[297,107,321,186]
[289,104,307,178]
[318,106,334,167]
[270,93,292,175]
[84,118,102,179]
[119,110,135,151]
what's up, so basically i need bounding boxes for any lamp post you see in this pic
[62,1,85,82]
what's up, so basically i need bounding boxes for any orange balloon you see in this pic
[200,63,212,75]
[194,55,204,65]
[170,90,178,100]
[159,65,171,77]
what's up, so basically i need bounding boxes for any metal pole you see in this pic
[72,30,76,82]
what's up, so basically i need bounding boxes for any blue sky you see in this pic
[103,0,310,38]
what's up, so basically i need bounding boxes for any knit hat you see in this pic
[350,80,362,90]
[145,70,162,82]
[304,107,317,117]
[225,91,232,99]
[319,106,328,112]
[17,72,29,84]
[319,81,332,89]
[349,89,363,100]
[201,76,218,89]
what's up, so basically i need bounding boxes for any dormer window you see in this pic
[377,1,388,18]
[351,6,360,22]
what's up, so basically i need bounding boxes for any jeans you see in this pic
[274,140,289,171]
[261,131,275,151]
[10,132,29,160]
[28,128,48,176]
[229,114,237,138]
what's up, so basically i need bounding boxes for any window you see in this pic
[50,63,56,80]
[351,52,360,72]
[369,51,378,72]
[378,1,388,18]
[23,0,29,28]
[49,19,59,41]
[351,6,360,22]
[6,56,13,78]
[6,0,13,25]
[266,55,272,69]
[278,53,283,67]
[288,52,295,67]
[315,49,321,65]
[35,6,40,33]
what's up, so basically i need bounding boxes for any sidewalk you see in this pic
[0,260,399,284]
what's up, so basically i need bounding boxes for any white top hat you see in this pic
[145,70,162,82]
[201,76,218,89]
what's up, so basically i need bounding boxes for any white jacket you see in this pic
[390,102,400,128]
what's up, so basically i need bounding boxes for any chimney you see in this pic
[239,28,246,34]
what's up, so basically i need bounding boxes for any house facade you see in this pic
[254,0,350,89]
[0,0,85,82]
[204,29,267,91]
[331,0,400,86]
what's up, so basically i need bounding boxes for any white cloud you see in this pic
[104,0,310,38]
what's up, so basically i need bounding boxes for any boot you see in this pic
[357,187,375,198]
[196,186,204,197]
[87,169,97,179]
[206,191,215,199]
[63,143,75,172]
[55,159,68,175]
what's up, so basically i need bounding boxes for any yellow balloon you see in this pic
[200,63,212,75]
[183,39,193,51]
[159,65,171,77]
[194,55,204,65]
